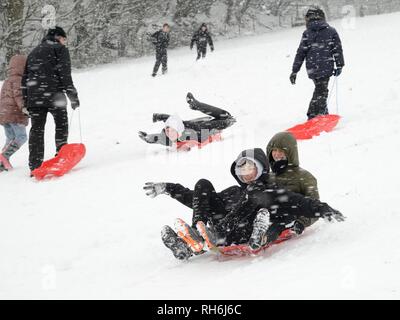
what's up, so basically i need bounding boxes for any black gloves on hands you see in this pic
[319,204,346,222]
[333,68,343,77]
[290,72,297,85]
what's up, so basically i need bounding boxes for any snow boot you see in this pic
[186,92,196,107]
[152,113,170,123]
[161,225,193,261]
[196,221,218,250]
[249,209,272,250]
[174,218,204,254]
[0,153,12,171]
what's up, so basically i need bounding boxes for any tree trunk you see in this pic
[5,0,24,63]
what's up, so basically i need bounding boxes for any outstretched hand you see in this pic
[143,182,167,198]
[138,131,150,143]
[322,208,346,223]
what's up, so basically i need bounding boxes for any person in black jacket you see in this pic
[151,23,170,77]
[190,23,214,60]
[138,92,236,149]
[290,7,345,119]
[22,26,80,172]
[144,148,344,260]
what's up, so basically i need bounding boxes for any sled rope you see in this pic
[327,76,339,115]
[69,109,83,143]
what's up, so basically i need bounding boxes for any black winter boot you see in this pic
[2,142,20,160]
[161,225,193,260]
[152,113,170,123]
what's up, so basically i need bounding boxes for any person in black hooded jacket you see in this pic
[151,23,170,77]
[144,148,344,260]
[190,23,214,60]
[290,7,345,119]
[22,26,80,172]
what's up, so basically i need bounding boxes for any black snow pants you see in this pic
[196,45,207,60]
[29,106,69,171]
[153,48,168,75]
[307,77,330,119]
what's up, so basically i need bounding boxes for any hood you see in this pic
[230,148,269,187]
[7,54,27,77]
[199,23,208,31]
[165,114,185,135]
[266,132,299,168]
[307,20,329,32]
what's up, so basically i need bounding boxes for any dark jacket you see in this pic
[151,30,170,51]
[22,35,79,109]
[292,20,344,79]
[0,55,28,126]
[190,24,214,49]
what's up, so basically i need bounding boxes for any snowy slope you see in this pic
[1,12,400,299]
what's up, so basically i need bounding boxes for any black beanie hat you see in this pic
[305,7,326,21]
[47,26,67,38]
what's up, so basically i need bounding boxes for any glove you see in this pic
[138,131,151,143]
[211,46,214,52]
[333,68,342,77]
[320,205,346,223]
[143,182,167,198]
[71,98,80,110]
[22,107,30,117]
[290,72,297,85]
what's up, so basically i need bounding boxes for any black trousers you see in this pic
[29,107,68,171]
[153,49,168,75]
[307,77,330,119]
[196,45,207,60]
[192,179,228,227]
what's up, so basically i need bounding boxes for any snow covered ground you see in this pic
[1,12,400,300]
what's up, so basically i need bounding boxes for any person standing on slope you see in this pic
[151,23,170,77]
[290,7,345,119]
[138,92,235,149]
[0,55,29,172]
[266,131,319,233]
[190,23,214,60]
[22,26,80,173]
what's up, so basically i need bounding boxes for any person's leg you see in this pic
[307,77,330,119]
[188,94,232,120]
[29,108,48,171]
[161,50,168,74]
[152,51,162,76]
[2,124,15,152]
[192,179,227,227]
[1,124,27,160]
[49,107,68,154]
[202,47,207,58]
[196,46,201,60]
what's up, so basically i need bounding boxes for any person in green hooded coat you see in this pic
[266,131,319,231]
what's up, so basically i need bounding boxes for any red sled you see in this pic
[287,114,341,140]
[176,132,222,151]
[216,229,296,256]
[31,143,86,180]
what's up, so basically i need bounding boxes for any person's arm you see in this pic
[165,183,194,209]
[11,78,24,110]
[21,62,28,107]
[300,171,320,200]
[138,130,171,146]
[190,32,197,49]
[207,33,214,50]
[56,46,79,107]
[331,30,345,69]
[292,32,309,74]
[151,31,159,45]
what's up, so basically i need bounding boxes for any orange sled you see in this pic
[217,229,296,256]
[176,132,222,151]
[287,114,340,140]
[31,143,86,180]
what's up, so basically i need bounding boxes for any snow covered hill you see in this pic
[1,12,400,299]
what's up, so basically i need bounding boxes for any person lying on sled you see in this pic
[138,92,235,148]
[144,148,344,260]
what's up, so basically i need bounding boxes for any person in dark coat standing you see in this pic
[190,23,214,60]
[22,26,80,172]
[290,7,345,119]
[151,23,170,77]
